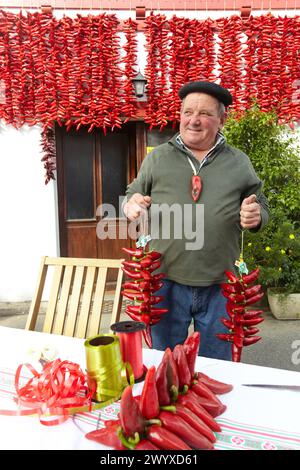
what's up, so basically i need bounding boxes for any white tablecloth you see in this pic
[0,326,299,450]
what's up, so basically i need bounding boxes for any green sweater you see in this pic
[126,133,269,286]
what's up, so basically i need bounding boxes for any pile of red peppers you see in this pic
[217,267,265,362]
[86,332,233,450]
[121,247,168,349]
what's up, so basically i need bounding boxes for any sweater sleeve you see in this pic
[240,158,270,232]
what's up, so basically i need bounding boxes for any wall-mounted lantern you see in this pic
[132,70,147,99]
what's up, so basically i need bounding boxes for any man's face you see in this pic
[179,93,225,151]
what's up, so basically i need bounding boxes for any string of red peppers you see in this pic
[121,246,167,349]
[217,267,265,362]
[1,11,300,133]
[0,11,137,133]
[86,332,233,450]
[40,124,56,184]
[121,18,138,122]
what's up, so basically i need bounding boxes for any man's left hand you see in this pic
[240,194,261,229]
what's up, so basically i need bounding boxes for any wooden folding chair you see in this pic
[25,256,124,338]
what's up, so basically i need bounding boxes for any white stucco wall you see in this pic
[0,124,58,301]
[0,7,298,301]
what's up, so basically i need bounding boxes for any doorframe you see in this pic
[55,121,147,257]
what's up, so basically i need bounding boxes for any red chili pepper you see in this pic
[140,256,154,269]
[238,317,264,326]
[243,309,263,320]
[189,391,226,417]
[122,267,143,280]
[151,273,166,282]
[191,175,202,202]
[141,270,152,280]
[244,292,264,306]
[158,411,213,449]
[226,303,245,317]
[165,348,179,400]
[182,331,200,377]
[176,392,221,432]
[122,260,142,270]
[119,386,145,438]
[122,291,144,301]
[155,353,171,406]
[172,344,191,391]
[149,307,169,315]
[243,327,260,336]
[191,381,223,403]
[148,251,161,261]
[126,305,146,315]
[242,267,260,285]
[150,281,164,292]
[139,280,151,291]
[244,284,262,298]
[134,439,160,450]
[221,317,234,330]
[144,325,153,348]
[243,336,261,346]
[221,283,240,294]
[171,403,216,443]
[85,423,125,450]
[146,424,192,450]
[122,247,144,258]
[195,373,233,395]
[233,333,244,348]
[141,314,151,325]
[216,333,234,342]
[126,308,150,324]
[224,270,240,283]
[148,260,161,272]
[231,343,242,362]
[122,282,140,291]
[139,366,160,419]
[223,292,246,303]
[149,295,164,304]
[142,291,151,303]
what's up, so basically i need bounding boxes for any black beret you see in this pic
[178,81,233,106]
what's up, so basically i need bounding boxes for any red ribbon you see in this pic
[0,359,95,426]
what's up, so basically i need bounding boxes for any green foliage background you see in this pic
[223,105,300,292]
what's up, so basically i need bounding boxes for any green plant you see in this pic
[223,104,300,293]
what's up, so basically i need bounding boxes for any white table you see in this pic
[0,326,299,450]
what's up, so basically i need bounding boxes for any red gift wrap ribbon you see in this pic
[0,359,95,426]
[111,321,147,382]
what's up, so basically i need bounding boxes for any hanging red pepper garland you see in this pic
[121,216,167,349]
[216,230,264,362]
[1,11,300,132]
[121,234,167,349]
[40,124,56,184]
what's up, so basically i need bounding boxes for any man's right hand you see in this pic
[123,193,152,221]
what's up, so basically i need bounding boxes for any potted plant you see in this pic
[223,104,300,319]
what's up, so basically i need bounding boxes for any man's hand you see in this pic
[240,194,261,229]
[123,193,152,221]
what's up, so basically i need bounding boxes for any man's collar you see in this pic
[176,131,226,155]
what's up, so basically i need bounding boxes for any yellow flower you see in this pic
[280,249,286,254]
[265,246,271,251]
[289,234,295,240]
[248,242,252,247]
[278,267,282,272]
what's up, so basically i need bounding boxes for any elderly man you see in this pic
[123,81,269,360]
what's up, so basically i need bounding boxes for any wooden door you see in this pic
[56,123,143,262]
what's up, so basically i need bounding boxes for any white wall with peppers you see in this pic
[0,7,299,301]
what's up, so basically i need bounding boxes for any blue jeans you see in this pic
[151,280,232,361]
